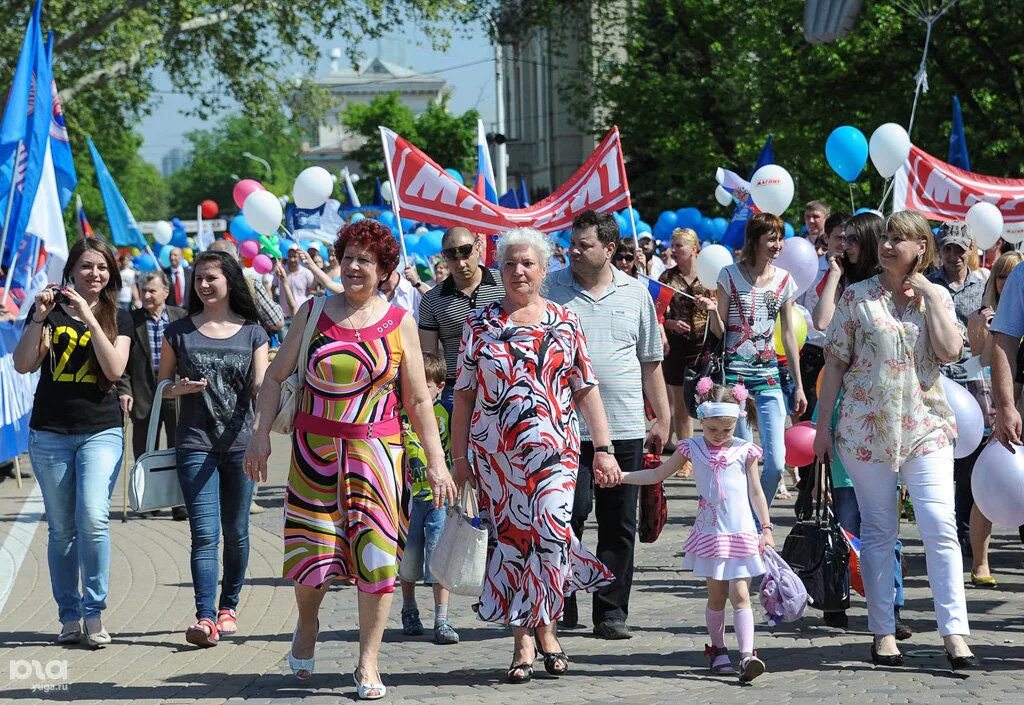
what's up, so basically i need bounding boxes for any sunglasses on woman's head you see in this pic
[442,243,475,261]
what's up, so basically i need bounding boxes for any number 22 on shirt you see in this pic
[51,325,98,384]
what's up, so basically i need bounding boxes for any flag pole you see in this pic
[0,141,22,268]
[379,127,409,263]
[196,205,203,252]
[0,251,18,308]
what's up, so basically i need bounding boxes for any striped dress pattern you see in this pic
[283,306,408,593]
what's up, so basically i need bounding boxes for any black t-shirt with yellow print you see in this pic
[29,304,133,435]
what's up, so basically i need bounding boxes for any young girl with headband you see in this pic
[614,378,774,682]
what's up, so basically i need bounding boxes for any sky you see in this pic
[139,25,498,167]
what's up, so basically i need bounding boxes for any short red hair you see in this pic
[334,219,400,278]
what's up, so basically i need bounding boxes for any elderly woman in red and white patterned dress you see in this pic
[451,227,622,684]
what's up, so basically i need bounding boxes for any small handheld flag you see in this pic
[639,273,677,324]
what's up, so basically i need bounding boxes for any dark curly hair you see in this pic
[334,219,400,283]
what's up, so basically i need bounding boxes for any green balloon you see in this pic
[259,234,281,258]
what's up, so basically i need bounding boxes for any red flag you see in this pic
[381,126,631,234]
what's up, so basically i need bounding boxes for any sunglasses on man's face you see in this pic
[442,243,475,261]
[613,251,636,262]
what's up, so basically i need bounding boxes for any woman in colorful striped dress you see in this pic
[245,220,455,700]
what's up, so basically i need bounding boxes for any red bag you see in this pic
[638,452,668,543]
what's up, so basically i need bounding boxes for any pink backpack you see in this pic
[759,546,810,625]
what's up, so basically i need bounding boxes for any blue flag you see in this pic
[371,177,386,207]
[87,137,147,250]
[721,135,775,249]
[45,31,76,210]
[948,95,970,172]
[517,175,530,208]
[498,189,521,209]
[475,119,498,204]
[0,0,49,268]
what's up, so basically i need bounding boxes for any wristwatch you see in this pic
[593,445,615,456]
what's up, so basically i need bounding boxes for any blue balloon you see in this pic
[676,207,702,231]
[784,222,795,239]
[636,221,652,235]
[230,214,258,241]
[614,213,629,235]
[696,216,713,240]
[657,210,679,229]
[133,254,157,272]
[158,247,173,269]
[445,168,465,186]
[825,125,869,183]
[401,218,417,232]
[420,230,444,256]
[710,217,729,242]
[350,212,366,223]
[404,234,422,254]
[170,228,189,248]
[377,210,397,227]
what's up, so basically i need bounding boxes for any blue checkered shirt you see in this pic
[146,308,170,371]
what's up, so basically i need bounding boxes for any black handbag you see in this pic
[780,459,850,611]
[682,318,725,419]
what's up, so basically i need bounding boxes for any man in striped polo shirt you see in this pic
[417,226,505,408]
[545,210,671,640]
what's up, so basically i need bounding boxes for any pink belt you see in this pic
[293,412,401,439]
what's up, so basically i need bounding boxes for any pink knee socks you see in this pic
[705,607,726,648]
[734,607,755,656]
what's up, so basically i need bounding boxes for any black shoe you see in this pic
[894,620,912,641]
[593,620,632,640]
[172,506,189,521]
[958,535,973,559]
[945,649,978,671]
[870,641,904,666]
[823,611,848,629]
[558,595,578,629]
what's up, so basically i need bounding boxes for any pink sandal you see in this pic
[705,644,735,674]
[216,609,238,636]
[186,618,219,647]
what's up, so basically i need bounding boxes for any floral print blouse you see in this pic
[825,275,959,469]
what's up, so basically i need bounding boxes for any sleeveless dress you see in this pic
[283,305,408,593]
[679,437,766,580]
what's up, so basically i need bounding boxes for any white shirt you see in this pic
[647,255,666,279]
[380,276,421,321]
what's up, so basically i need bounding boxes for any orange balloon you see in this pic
[816,367,824,397]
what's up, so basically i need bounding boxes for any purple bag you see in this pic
[758,546,810,626]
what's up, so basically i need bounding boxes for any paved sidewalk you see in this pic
[2,433,1024,703]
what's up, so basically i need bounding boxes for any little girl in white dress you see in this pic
[619,379,774,682]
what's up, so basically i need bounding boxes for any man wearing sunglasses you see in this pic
[417,226,505,408]
[545,210,671,641]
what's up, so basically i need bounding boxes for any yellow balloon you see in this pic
[773,311,807,356]
[130,247,141,256]
[181,247,194,264]
[816,366,824,397]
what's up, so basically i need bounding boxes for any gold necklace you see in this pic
[343,297,378,340]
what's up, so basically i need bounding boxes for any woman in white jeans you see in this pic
[813,210,976,669]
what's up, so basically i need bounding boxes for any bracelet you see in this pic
[761,523,774,532]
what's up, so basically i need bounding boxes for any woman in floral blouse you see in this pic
[813,210,976,670]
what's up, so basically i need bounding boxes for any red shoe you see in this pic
[705,644,735,674]
[216,609,238,636]
[185,617,219,647]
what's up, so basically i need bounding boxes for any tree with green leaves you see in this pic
[342,92,481,181]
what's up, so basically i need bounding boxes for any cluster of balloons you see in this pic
[651,208,729,244]
[824,123,912,183]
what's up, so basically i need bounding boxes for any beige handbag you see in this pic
[129,381,184,512]
[428,484,489,597]
[271,296,327,435]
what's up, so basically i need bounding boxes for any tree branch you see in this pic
[54,0,153,55]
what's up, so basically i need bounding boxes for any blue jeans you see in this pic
[176,449,254,621]
[733,386,787,506]
[833,486,905,608]
[400,498,447,584]
[29,427,124,624]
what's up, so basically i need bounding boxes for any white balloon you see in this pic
[938,375,984,459]
[153,220,172,245]
[774,236,819,297]
[244,190,284,236]
[972,442,1024,527]
[868,123,911,178]
[1001,220,1024,245]
[414,225,428,235]
[381,181,393,204]
[695,244,734,290]
[293,166,334,209]
[965,201,1003,250]
[749,165,794,216]
[715,184,732,207]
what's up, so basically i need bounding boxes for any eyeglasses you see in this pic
[441,243,475,261]
[613,252,635,262]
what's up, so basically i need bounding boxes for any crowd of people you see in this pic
[13,197,1024,697]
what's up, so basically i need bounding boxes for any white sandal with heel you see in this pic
[354,667,387,700]
[287,620,318,679]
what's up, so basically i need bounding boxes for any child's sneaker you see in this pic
[433,619,460,645]
[401,607,424,636]
[738,652,765,682]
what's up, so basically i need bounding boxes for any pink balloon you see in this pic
[233,179,265,210]
[239,239,259,259]
[252,253,273,275]
[784,422,817,468]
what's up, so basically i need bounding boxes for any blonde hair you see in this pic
[671,227,699,249]
[985,252,1024,309]
[884,210,935,275]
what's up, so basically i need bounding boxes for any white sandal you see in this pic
[288,621,318,679]
[354,667,387,700]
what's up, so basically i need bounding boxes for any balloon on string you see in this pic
[133,254,157,271]
[774,236,819,296]
[695,244,734,289]
[200,199,219,219]
[695,216,713,240]
[825,126,869,183]
[784,222,795,239]
[657,210,679,229]
[868,123,911,178]
[381,181,393,203]
[445,168,465,185]
[965,201,1004,250]
[784,421,816,467]
[153,220,173,245]
[158,246,174,269]
[293,166,335,209]
[710,217,729,242]
[715,185,733,207]
[750,165,795,215]
[938,375,984,459]
[233,179,265,209]
[230,213,259,241]
[972,442,1024,527]
[243,190,283,236]
[1002,220,1024,245]
[252,254,273,275]
[239,240,259,259]
[773,311,808,355]
[677,207,702,230]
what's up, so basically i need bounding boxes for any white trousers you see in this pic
[839,446,969,637]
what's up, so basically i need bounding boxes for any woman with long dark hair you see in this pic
[159,250,269,647]
[14,239,133,647]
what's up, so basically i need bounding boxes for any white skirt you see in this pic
[682,552,765,580]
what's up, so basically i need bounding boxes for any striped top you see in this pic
[544,266,663,442]
[418,266,505,382]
